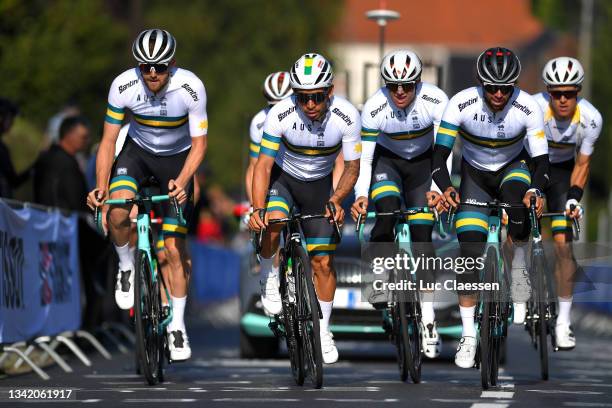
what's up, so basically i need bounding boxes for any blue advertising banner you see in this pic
[0,201,80,343]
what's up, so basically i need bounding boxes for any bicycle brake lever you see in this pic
[355,212,363,234]
[326,202,342,240]
[171,197,186,226]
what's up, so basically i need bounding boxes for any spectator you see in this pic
[0,98,30,199]
[34,115,90,210]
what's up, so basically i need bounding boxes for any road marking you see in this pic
[82,401,102,403]
[470,404,509,408]
[430,399,481,403]
[480,391,514,399]
[564,403,612,407]
[85,374,141,379]
[124,399,197,403]
[220,387,291,392]
[195,380,252,384]
[315,398,399,403]
[213,398,300,402]
[305,386,380,392]
[101,382,149,385]
[498,376,514,380]
[499,383,515,389]
[527,389,603,395]
[560,383,612,388]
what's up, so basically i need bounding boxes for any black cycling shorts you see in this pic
[110,137,194,238]
[266,165,337,257]
[544,159,574,236]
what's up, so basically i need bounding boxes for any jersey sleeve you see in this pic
[248,115,261,159]
[579,108,603,156]
[260,109,283,158]
[341,108,362,162]
[105,77,127,125]
[434,96,460,150]
[354,99,381,198]
[187,78,208,137]
[524,97,548,157]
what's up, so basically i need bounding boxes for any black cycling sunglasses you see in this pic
[296,91,328,104]
[484,84,514,95]
[139,63,169,73]
[549,90,578,100]
[385,82,416,92]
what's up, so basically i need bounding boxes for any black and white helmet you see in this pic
[476,47,521,84]
[132,29,177,64]
[542,57,584,87]
[263,72,293,104]
[380,50,422,83]
[289,53,333,90]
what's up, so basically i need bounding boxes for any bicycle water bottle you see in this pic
[287,258,296,303]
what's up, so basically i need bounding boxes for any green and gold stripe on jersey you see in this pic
[383,124,434,141]
[459,128,525,148]
[281,139,341,156]
[361,127,380,142]
[133,113,188,129]
[105,104,125,125]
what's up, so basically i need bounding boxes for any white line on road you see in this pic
[470,404,509,408]
[123,399,197,403]
[560,383,612,388]
[305,386,380,392]
[480,391,514,399]
[213,398,300,402]
[85,374,141,379]
[195,380,253,384]
[315,398,399,403]
[527,389,603,395]
[563,403,612,407]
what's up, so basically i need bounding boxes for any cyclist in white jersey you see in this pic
[431,47,550,368]
[528,57,603,350]
[350,50,448,358]
[87,29,208,361]
[249,53,361,364]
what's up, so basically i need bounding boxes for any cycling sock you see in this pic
[115,242,133,269]
[260,257,274,280]
[421,292,435,324]
[318,299,333,334]
[460,305,476,337]
[512,243,527,269]
[169,295,187,332]
[557,296,573,326]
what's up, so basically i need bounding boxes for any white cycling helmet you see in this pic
[263,72,293,103]
[132,29,176,64]
[289,53,333,90]
[380,50,422,83]
[542,57,584,87]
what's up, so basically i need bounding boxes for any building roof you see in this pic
[333,0,544,49]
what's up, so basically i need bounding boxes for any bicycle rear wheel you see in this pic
[403,299,422,383]
[134,250,163,385]
[295,245,323,389]
[533,247,549,380]
[391,303,409,382]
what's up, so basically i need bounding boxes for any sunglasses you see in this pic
[483,84,514,95]
[549,90,578,100]
[296,91,328,104]
[385,82,416,92]
[139,63,169,74]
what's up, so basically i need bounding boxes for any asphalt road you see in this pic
[1,320,611,407]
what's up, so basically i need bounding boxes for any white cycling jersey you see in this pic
[528,92,602,163]
[260,95,361,181]
[105,67,208,156]
[248,106,271,158]
[435,86,548,172]
[354,82,449,198]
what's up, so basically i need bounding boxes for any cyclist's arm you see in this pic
[432,119,459,192]
[332,151,344,191]
[354,106,380,199]
[245,156,257,204]
[175,136,207,188]
[429,88,451,194]
[330,107,361,204]
[569,109,602,200]
[524,99,549,192]
[95,121,121,191]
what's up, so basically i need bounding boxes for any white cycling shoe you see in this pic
[115,265,135,310]
[421,322,442,358]
[320,329,339,364]
[513,302,527,325]
[261,274,282,316]
[455,336,477,368]
[167,329,192,361]
[555,323,576,350]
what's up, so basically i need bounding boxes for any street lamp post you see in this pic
[366,8,400,66]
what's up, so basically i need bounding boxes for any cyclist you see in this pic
[249,53,361,364]
[87,29,208,361]
[528,57,602,350]
[431,47,550,368]
[350,49,449,358]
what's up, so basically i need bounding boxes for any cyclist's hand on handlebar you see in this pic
[523,191,544,217]
[87,188,107,210]
[350,196,368,221]
[426,191,447,213]
[565,198,583,219]
[443,187,460,209]
[326,199,344,225]
[168,179,187,205]
[248,208,267,232]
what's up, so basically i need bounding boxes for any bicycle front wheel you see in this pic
[295,245,323,389]
[279,250,304,386]
[533,247,549,380]
[479,247,498,390]
[134,250,163,385]
[401,299,422,383]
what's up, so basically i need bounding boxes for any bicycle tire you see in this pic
[279,250,304,386]
[295,245,323,389]
[134,250,162,385]
[534,248,549,380]
[480,246,498,389]
[403,299,422,383]
[392,303,409,382]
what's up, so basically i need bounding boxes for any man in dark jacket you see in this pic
[0,98,30,199]
[34,116,90,210]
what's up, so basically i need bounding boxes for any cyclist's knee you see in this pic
[553,239,573,260]
[311,255,334,277]
[409,224,433,244]
[108,206,131,229]
[163,237,185,261]
[458,231,486,259]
